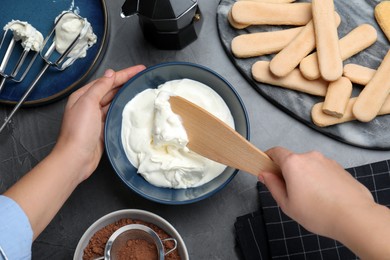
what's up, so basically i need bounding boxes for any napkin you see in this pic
[235,159,390,260]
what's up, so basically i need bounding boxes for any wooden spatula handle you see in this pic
[186,117,282,177]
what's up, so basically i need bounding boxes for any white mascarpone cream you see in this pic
[153,90,189,150]
[3,20,43,52]
[54,12,97,66]
[121,79,235,189]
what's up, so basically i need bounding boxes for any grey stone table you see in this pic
[1,0,390,259]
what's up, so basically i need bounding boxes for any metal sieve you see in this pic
[95,224,177,260]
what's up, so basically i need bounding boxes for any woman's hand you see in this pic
[259,147,390,259]
[54,65,145,183]
[4,65,146,239]
[259,147,374,238]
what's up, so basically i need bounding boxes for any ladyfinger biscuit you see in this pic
[231,2,312,26]
[228,8,249,29]
[375,1,390,42]
[270,13,341,77]
[252,61,328,96]
[353,49,390,122]
[322,77,353,118]
[312,0,343,82]
[343,64,376,85]
[312,98,357,127]
[300,24,378,80]
[312,96,390,127]
[231,26,303,58]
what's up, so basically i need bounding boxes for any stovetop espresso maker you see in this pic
[121,0,203,50]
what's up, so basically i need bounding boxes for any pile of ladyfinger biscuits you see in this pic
[228,0,390,127]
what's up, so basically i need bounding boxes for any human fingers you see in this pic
[265,146,294,168]
[260,171,288,208]
[66,70,115,105]
[99,65,146,106]
[67,69,116,108]
[102,103,111,122]
[87,65,147,102]
[100,85,121,107]
[65,71,115,109]
[67,65,146,106]
[85,65,146,90]
[113,65,146,87]
[98,65,146,105]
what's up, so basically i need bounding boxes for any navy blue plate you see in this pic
[105,62,249,205]
[0,0,108,105]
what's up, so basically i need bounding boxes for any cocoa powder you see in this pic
[115,239,158,260]
[82,218,181,260]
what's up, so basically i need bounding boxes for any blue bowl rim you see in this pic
[104,61,250,205]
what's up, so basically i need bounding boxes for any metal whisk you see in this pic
[0,11,91,133]
[0,23,41,93]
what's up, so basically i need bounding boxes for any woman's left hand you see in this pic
[54,65,146,182]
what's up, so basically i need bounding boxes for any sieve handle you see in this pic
[162,238,177,256]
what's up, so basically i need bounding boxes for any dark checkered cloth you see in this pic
[235,160,390,260]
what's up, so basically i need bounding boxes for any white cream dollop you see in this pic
[121,79,235,189]
[153,90,189,150]
[3,20,43,52]
[54,12,97,64]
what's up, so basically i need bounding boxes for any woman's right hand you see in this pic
[259,147,374,238]
[259,147,390,259]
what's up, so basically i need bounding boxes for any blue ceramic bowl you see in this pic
[105,62,249,205]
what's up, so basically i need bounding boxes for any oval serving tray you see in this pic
[217,0,390,150]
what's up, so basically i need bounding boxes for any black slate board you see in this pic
[217,0,390,150]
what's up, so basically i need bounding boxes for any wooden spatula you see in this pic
[169,96,281,177]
